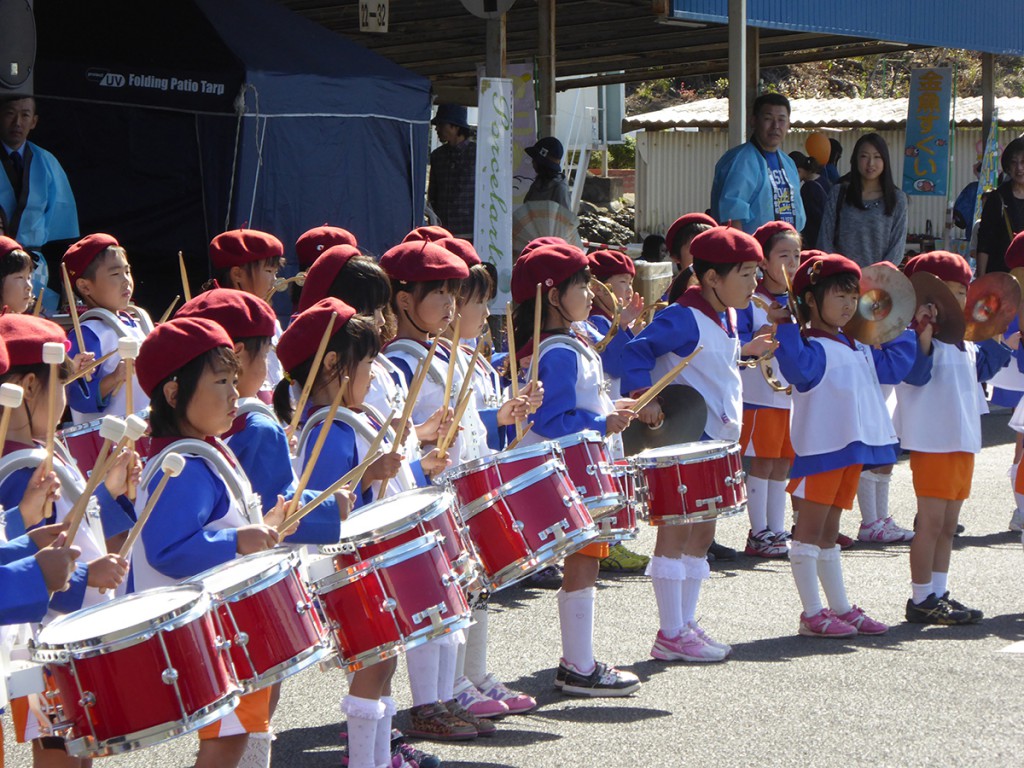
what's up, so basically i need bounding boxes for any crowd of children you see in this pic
[0,211,1018,768]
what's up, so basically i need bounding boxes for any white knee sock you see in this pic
[766,479,789,533]
[405,641,440,706]
[342,695,385,768]
[462,607,489,687]
[816,545,852,615]
[857,472,877,526]
[789,540,823,615]
[680,555,710,624]
[375,697,396,768]
[911,581,932,604]
[646,555,686,637]
[437,634,461,702]
[238,732,273,768]
[1011,463,1020,498]
[746,475,769,533]
[557,586,596,674]
[932,571,948,597]
[874,472,891,521]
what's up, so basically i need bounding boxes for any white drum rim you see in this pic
[337,487,452,545]
[460,460,566,520]
[552,430,604,449]
[631,440,737,468]
[313,533,443,592]
[441,440,559,482]
[188,548,300,603]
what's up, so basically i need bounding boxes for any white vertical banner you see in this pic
[474,77,514,311]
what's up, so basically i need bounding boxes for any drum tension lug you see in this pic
[234,631,249,648]
[78,691,95,708]
[539,519,570,542]
[295,600,314,615]
[512,520,525,532]
[677,484,688,496]
[215,636,233,653]
[161,667,179,685]
[412,602,448,632]
[381,598,398,613]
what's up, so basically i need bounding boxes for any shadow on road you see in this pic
[272,723,345,767]
[531,703,671,724]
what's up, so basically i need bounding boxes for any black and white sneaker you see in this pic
[555,659,641,697]
[940,592,983,623]
[905,594,972,625]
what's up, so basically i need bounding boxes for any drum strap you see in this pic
[384,338,448,387]
[531,335,609,394]
[80,305,154,337]
[298,406,391,456]
[236,397,277,422]
[0,447,99,541]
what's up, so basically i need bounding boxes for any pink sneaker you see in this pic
[837,605,889,635]
[798,609,858,638]
[688,620,732,656]
[476,673,537,714]
[880,516,914,542]
[651,629,727,662]
[454,676,509,718]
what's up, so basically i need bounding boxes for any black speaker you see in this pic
[0,0,35,95]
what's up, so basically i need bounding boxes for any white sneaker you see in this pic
[881,516,914,542]
[1009,508,1024,532]
[689,620,732,656]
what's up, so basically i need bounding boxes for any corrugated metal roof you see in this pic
[673,0,1024,56]
[626,97,1024,131]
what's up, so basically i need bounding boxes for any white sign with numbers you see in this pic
[359,0,388,33]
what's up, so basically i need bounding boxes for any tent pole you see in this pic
[982,53,995,146]
[538,0,556,137]
[486,15,506,78]
[727,0,747,149]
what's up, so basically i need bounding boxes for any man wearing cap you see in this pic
[524,136,573,211]
[710,93,805,235]
[428,104,476,238]
[0,96,79,311]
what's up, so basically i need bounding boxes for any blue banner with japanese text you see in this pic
[902,67,953,196]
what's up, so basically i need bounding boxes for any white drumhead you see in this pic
[636,441,733,462]
[190,549,291,595]
[338,487,448,541]
[38,585,202,646]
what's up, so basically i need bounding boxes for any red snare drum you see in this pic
[312,533,471,672]
[461,460,597,591]
[188,549,333,692]
[58,413,152,475]
[594,460,640,543]
[31,585,239,758]
[631,441,747,525]
[553,431,624,517]
[320,488,476,586]
[443,441,559,510]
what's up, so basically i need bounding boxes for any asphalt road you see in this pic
[6,410,1024,767]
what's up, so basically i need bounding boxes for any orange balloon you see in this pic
[805,132,831,166]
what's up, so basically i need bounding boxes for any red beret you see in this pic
[589,249,635,280]
[295,226,358,271]
[753,221,799,253]
[689,227,763,265]
[792,252,861,297]
[176,288,277,341]
[800,249,829,264]
[297,244,363,313]
[903,251,972,288]
[1005,232,1024,270]
[511,243,589,303]
[0,314,68,368]
[277,297,357,375]
[665,213,717,253]
[210,230,284,271]
[402,226,453,244]
[0,236,25,261]
[63,233,119,281]
[519,236,567,260]
[437,237,481,267]
[379,240,469,284]
[136,317,234,397]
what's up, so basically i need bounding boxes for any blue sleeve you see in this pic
[304,420,373,508]
[139,460,239,581]
[228,413,297,515]
[289,490,341,545]
[49,563,89,614]
[66,325,110,413]
[94,484,135,537]
[0,557,49,624]
[870,330,917,385]
[478,406,504,451]
[599,325,633,381]
[736,305,756,345]
[620,306,700,396]
[774,324,827,391]
[531,348,607,439]
[409,460,430,488]
[0,532,37,564]
[711,146,759,226]
[976,339,1012,382]
[901,340,934,387]
[386,355,415,389]
[1,469,40,539]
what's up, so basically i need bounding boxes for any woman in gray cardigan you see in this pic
[818,133,908,267]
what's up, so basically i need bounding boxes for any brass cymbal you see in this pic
[964,272,1022,341]
[844,263,916,346]
[622,384,706,455]
[909,271,965,345]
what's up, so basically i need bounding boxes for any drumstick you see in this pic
[505,301,523,441]
[288,375,348,517]
[158,295,180,325]
[630,345,704,413]
[288,311,338,436]
[117,453,186,559]
[505,422,534,450]
[0,384,24,452]
[530,282,542,398]
[276,448,385,534]
[442,315,461,412]
[117,338,141,417]
[41,343,66,475]
[61,417,127,544]
[31,285,44,316]
[436,377,475,456]
[390,329,445,455]
[65,350,117,385]
[60,264,86,360]
[178,251,192,302]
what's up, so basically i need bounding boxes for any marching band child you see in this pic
[134,316,286,768]
[621,227,768,662]
[663,212,716,302]
[773,252,915,638]
[736,222,801,557]
[999,233,1024,531]
[208,229,285,398]
[64,233,150,423]
[292,224,358,304]
[274,298,449,765]
[897,252,1012,624]
[512,241,641,696]
[0,235,35,313]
